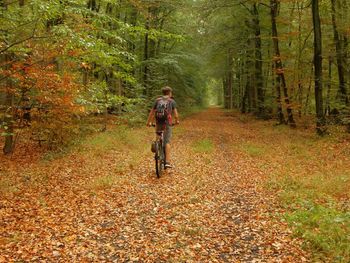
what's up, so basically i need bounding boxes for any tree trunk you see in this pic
[117,78,123,115]
[331,0,348,105]
[227,50,233,109]
[236,58,243,108]
[241,82,249,114]
[253,4,265,116]
[270,0,295,126]
[312,0,327,134]
[326,57,332,115]
[296,2,304,118]
[87,0,99,12]
[223,77,229,109]
[143,13,150,97]
[245,38,256,112]
[304,67,313,115]
[275,70,285,124]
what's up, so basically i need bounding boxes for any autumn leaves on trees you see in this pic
[1,0,350,155]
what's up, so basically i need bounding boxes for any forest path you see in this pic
[1,108,307,262]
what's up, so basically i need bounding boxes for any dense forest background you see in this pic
[1,0,350,154]
[1,1,350,262]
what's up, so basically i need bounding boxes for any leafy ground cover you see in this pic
[1,108,348,262]
[227,111,350,262]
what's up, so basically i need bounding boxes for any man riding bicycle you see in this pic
[146,86,179,169]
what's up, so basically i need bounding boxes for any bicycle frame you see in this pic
[154,130,166,178]
[150,123,176,178]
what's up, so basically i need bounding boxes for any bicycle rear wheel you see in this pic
[155,142,164,178]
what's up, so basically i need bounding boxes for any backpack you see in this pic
[155,97,172,124]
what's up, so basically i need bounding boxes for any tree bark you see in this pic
[270,0,295,126]
[143,11,150,97]
[312,0,327,134]
[223,77,229,109]
[304,67,313,115]
[245,37,256,112]
[227,50,233,109]
[331,0,348,105]
[326,57,332,115]
[252,4,265,116]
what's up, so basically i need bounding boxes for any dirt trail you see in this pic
[0,108,307,262]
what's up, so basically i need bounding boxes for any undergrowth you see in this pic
[233,116,350,262]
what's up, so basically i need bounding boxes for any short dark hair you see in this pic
[162,86,173,95]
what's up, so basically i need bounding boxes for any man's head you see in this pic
[162,86,173,96]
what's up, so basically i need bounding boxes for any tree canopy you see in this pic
[1,0,350,153]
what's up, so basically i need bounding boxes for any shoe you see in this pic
[165,163,172,169]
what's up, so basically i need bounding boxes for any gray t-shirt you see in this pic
[153,96,177,127]
[153,96,177,114]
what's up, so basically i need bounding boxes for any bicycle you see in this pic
[153,128,166,178]
[150,123,176,178]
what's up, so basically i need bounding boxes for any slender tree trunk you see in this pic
[239,56,247,112]
[304,67,313,115]
[241,83,249,114]
[326,57,332,115]
[270,0,295,126]
[252,4,265,116]
[297,2,304,118]
[156,18,165,56]
[87,0,97,11]
[275,72,285,124]
[227,50,233,109]
[117,79,123,115]
[245,38,256,112]
[312,0,327,134]
[331,0,348,105]
[236,58,243,108]
[143,12,150,97]
[223,77,229,109]
[297,80,303,118]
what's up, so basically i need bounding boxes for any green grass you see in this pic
[180,106,206,119]
[267,170,350,262]
[240,143,265,157]
[264,153,350,261]
[88,174,116,191]
[192,138,214,153]
[285,204,350,263]
[84,126,142,151]
[236,121,350,262]
[42,125,145,161]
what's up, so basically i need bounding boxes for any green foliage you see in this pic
[1,0,212,154]
[286,203,350,262]
[192,138,214,153]
[77,81,143,114]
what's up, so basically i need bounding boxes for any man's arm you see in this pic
[173,108,180,124]
[146,109,155,127]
